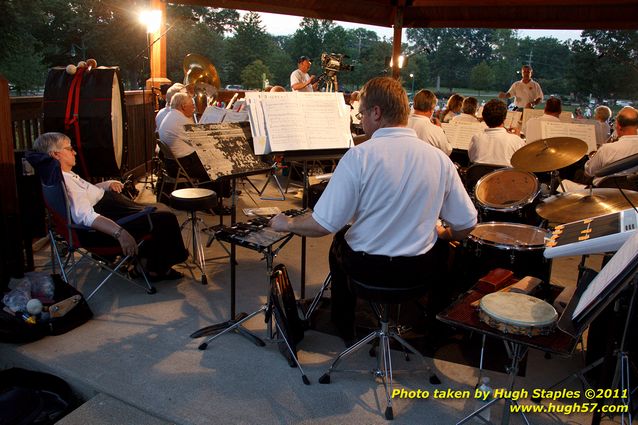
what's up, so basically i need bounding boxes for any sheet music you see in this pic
[222,109,249,123]
[505,111,522,129]
[541,121,597,152]
[521,108,543,126]
[572,231,638,319]
[199,106,227,124]
[184,122,268,180]
[246,91,352,154]
[442,122,485,150]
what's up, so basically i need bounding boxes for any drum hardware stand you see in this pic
[303,273,331,321]
[457,341,531,425]
[591,278,637,425]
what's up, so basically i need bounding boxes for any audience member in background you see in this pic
[441,94,464,123]
[468,99,525,166]
[407,89,452,155]
[522,97,562,143]
[349,90,364,135]
[290,56,317,92]
[451,97,481,124]
[498,65,543,111]
[594,105,613,147]
[158,92,231,207]
[269,77,477,344]
[155,83,186,129]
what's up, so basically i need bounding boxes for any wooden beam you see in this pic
[391,3,404,80]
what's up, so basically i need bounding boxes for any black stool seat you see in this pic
[170,188,217,211]
[350,278,429,304]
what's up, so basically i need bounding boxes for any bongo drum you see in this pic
[474,168,540,224]
[43,67,127,179]
[465,222,552,285]
[479,292,557,336]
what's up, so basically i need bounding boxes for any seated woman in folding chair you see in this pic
[33,132,188,282]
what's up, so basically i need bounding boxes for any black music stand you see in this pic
[556,232,638,425]
[271,148,348,298]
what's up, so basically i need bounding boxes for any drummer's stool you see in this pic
[318,277,440,420]
[170,188,217,285]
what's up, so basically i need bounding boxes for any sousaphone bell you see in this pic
[183,53,221,115]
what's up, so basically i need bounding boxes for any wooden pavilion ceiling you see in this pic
[173,0,638,30]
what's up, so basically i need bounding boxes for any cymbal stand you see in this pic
[549,169,565,195]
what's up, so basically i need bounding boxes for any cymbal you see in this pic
[511,137,588,172]
[536,189,638,223]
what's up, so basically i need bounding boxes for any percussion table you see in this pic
[437,287,579,425]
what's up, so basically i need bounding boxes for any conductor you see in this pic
[499,64,544,111]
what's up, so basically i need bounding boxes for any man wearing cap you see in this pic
[290,56,317,92]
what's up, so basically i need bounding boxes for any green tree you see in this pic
[240,59,270,89]
[224,12,272,83]
[470,61,494,96]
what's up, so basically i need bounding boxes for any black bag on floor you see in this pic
[266,264,305,367]
[0,368,75,425]
[0,274,93,343]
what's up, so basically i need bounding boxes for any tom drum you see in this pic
[474,168,540,224]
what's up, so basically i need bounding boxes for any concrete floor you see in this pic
[0,174,629,425]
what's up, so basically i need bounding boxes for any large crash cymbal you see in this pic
[511,137,588,172]
[536,188,638,223]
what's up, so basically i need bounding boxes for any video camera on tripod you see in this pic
[315,53,353,92]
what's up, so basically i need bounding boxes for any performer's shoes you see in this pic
[147,268,184,282]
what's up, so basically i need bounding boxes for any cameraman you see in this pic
[290,56,318,92]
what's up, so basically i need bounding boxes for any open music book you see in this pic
[521,108,573,127]
[540,121,597,152]
[245,92,353,154]
[441,121,486,150]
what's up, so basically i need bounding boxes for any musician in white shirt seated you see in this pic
[594,105,613,147]
[561,107,638,191]
[521,97,562,143]
[468,99,525,166]
[407,89,452,155]
[155,83,186,130]
[450,97,482,124]
[158,92,231,202]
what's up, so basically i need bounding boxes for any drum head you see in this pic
[475,168,539,211]
[480,292,557,327]
[469,222,548,249]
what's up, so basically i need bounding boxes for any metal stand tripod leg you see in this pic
[457,342,530,425]
[304,273,331,321]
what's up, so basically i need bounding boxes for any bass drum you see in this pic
[43,67,126,178]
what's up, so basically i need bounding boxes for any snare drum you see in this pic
[479,292,557,336]
[474,168,540,224]
[465,222,552,285]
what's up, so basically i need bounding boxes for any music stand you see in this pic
[556,231,638,425]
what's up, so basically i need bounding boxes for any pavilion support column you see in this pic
[146,0,170,91]
[0,75,24,286]
[391,4,404,80]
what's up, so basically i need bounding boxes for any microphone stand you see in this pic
[133,17,187,194]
